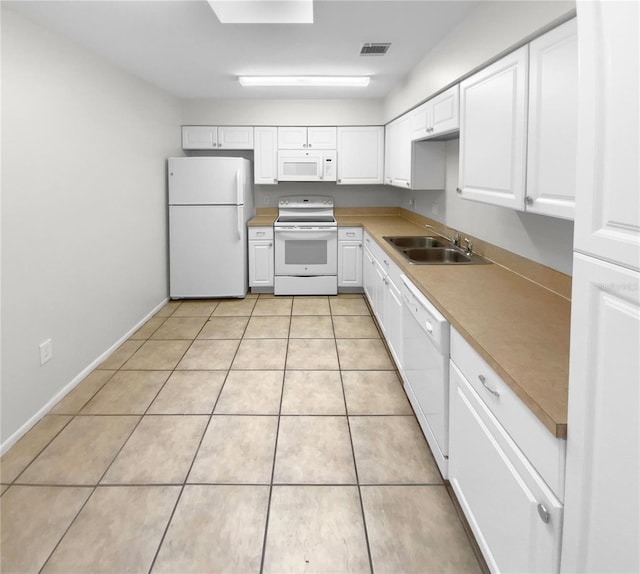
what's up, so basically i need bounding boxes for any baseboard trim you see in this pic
[0,298,169,456]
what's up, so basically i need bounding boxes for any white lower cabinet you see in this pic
[248,227,273,289]
[362,232,402,367]
[338,228,363,288]
[449,336,564,574]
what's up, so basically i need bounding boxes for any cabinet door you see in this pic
[218,126,254,150]
[526,19,578,220]
[573,1,639,270]
[362,244,376,306]
[278,127,307,149]
[249,240,274,287]
[410,101,430,140]
[383,124,393,185]
[182,126,217,149]
[388,114,412,189]
[561,254,640,573]
[449,363,563,574]
[431,84,459,137]
[372,258,387,331]
[337,126,384,185]
[384,277,403,368]
[459,46,528,209]
[254,127,278,185]
[307,127,337,150]
[338,241,363,287]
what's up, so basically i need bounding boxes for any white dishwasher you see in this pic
[400,275,450,478]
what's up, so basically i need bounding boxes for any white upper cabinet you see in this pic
[217,126,254,149]
[253,127,278,185]
[182,126,254,150]
[337,126,384,185]
[526,19,578,220]
[458,46,529,210]
[385,114,445,190]
[277,126,337,149]
[411,85,460,140]
[573,4,639,270]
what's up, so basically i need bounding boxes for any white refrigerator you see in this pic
[168,157,254,298]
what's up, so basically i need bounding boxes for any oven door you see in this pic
[275,227,337,276]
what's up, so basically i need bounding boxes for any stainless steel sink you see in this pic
[382,235,491,265]
[384,236,447,249]
[403,247,473,263]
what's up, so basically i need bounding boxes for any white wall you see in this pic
[1,8,182,445]
[181,98,384,126]
[384,0,576,121]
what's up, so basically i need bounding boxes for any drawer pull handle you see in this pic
[347,232,355,237]
[537,503,550,524]
[478,375,500,397]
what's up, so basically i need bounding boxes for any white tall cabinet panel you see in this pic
[572,2,640,270]
[254,127,278,185]
[562,3,640,573]
[458,46,528,209]
[526,19,578,220]
[337,126,384,185]
[562,255,639,573]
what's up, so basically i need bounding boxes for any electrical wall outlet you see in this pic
[263,196,271,206]
[431,202,439,216]
[39,338,53,365]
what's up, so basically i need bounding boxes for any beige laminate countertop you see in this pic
[248,211,570,438]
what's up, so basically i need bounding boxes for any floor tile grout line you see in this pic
[333,311,376,574]
[39,311,216,573]
[258,326,289,574]
[35,377,157,573]
[6,416,76,488]
[146,334,237,574]
[36,482,97,574]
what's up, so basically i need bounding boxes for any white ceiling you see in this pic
[7,0,477,100]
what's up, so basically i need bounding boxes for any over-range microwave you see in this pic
[277,149,337,182]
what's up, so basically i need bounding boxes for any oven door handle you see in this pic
[276,228,337,241]
[276,227,337,232]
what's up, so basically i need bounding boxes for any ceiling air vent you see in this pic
[360,43,391,56]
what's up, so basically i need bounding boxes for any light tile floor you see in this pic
[0,293,483,574]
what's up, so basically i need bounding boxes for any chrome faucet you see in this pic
[464,238,473,256]
[424,225,460,247]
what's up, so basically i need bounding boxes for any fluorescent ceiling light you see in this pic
[208,0,313,24]
[238,76,370,87]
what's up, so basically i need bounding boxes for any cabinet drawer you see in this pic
[339,227,363,241]
[249,227,273,240]
[450,328,565,499]
[449,363,563,573]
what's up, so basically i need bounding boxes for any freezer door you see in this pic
[168,157,248,205]
[169,205,247,298]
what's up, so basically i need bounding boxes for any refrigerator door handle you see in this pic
[236,205,243,240]
[236,169,242,205]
